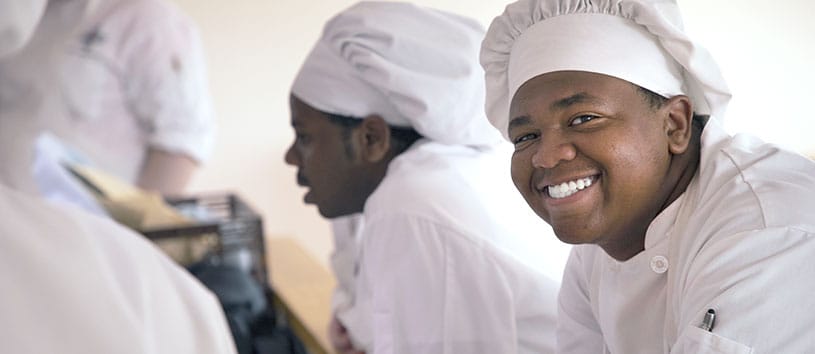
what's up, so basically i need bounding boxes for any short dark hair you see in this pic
[636,86,708,129]
[323,112,423,157]
[388,125,424,155]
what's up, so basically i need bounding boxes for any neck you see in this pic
[601,127,702,262]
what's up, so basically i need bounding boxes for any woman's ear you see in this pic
[356,115,392,162]
[663,95,694,155]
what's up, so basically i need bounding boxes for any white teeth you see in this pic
[547,176,594,199]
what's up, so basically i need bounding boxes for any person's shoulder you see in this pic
[370,142,471,205]
[97,0,195,38]
[1,185,234,351]
[0,185,208,293]
[705,132,815,230]
[369,142,513,217]
[688,131,815,239]
[374,141,534,218]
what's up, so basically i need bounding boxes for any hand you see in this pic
[328,315,365,354]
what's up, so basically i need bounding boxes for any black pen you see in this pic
[700,308,716,332]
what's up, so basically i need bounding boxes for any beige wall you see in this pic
[172,0,815,267]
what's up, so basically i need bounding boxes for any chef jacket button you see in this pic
[650,255,669,274]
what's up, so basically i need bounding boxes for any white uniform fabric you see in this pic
[0,0,87,194]
[292,1,502,147]
[0,0,214,185]
[340,140,570,353]
[557,121,815,353]
[480,0,732,140]
[0,183,237,354]
[328,213,364,316]
[0,0,47,57]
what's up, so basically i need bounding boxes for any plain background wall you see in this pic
[170,0,815,267]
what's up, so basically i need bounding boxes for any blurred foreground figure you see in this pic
[0,2,236,353]
[0,0,215,196]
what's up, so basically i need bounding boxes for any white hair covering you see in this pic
[0,0,47,57]
[292,1,502,147]
[480,0,732,140]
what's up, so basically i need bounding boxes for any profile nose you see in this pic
[284,143,299,166]
[531,133,576,169]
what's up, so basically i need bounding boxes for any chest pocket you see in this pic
[672,325,753,354]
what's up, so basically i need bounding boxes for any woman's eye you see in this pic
[512,133,538,145]
[571,115,598,126]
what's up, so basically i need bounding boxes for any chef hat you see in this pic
[0,0,47,57]
[292,1,502,147]
[480,0,732,140]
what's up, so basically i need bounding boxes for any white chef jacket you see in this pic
[556,120,815,353]
[339,140,570,354]
[0,0,214,185]
[0,0,82,194]
[329,213,364,316]
[0,182,237,354]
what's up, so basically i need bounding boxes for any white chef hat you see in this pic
[292,1,502,147]
[480,0,732,140]
[0,0,47,57]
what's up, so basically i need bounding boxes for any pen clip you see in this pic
[700,308,716,332]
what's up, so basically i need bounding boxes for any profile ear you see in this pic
[663,95,694,155]
[356,115,391,162]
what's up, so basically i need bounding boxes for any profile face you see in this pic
[284,95,371,218]
[507,71,675,253]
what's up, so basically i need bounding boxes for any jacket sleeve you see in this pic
[119,0,215,163]
[353,212,545,354]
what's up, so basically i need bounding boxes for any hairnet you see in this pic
[292,1,502,147]
[480,0,732,140]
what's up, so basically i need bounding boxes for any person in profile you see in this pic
[285,2,568,353]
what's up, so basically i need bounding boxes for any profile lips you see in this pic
[296,173,309,187]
